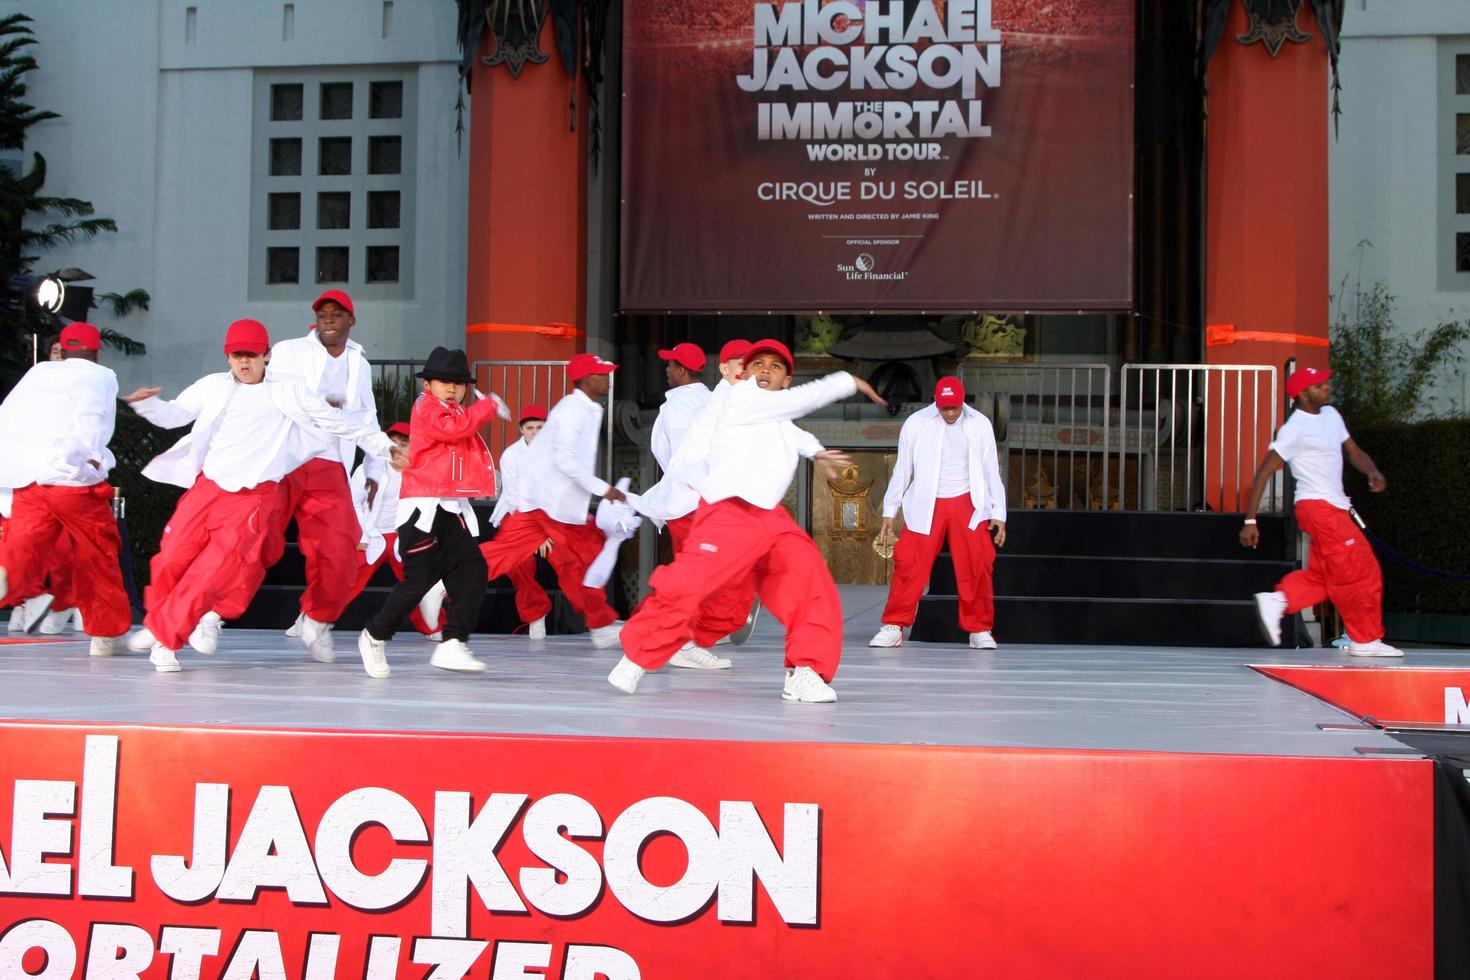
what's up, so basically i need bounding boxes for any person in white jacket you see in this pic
[214,289,382,663]
[121,319,402,672]
[0,323,131,656]
[479,353,626,649]
[870,376,1007,650]
[489,405,554,638]
[610,339,886,703]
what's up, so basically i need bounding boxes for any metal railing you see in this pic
[956,362,1112,510]
[1117,363,1280,514]
[471,359,616,481]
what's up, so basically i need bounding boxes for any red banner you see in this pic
[619,0,1134,312]
[1256,665,1470,727]
[0,722,1432,978]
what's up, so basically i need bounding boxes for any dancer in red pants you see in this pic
[480,354,626,649]
[1242,366,1398,656]
[123,319,401,671]
[870,376,1008,650]
[0,323,132,655]
[610,339,886,703]
[489,405,554,637]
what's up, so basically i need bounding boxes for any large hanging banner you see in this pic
[620,0,1135,312]
[0,722,1434,978]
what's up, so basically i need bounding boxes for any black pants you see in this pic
[366,508,487,643]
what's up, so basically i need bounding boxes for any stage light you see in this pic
[35,274,64,313]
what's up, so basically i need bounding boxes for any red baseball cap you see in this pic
[718,339,752,364]
[224,318,270,356]
[385,422,411,438]
[567,352,617,382]
[312,289,355,317]
[519,404,548,424]
[1286,366,1332,400]
[658,342,707,373]
[744,338,794,373]
[58,322,101,352]
[934,376,966,408]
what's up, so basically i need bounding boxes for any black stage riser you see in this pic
[929,554,1294,600]
[996,510,1290,560]
[911,595,1306,647]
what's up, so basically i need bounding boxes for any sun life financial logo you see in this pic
[837,251,907,281]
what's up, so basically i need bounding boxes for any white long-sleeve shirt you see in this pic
[697,373,857,510]
[133,372,395,492]
[351,461,402,563]
[267,332,384,482]
[650,383,712,471]
[881,404,1007,534]
[518,389,610,525]
[0,359,118,488]
[490,436,531,527]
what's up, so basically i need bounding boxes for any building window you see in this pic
[251,67,416,301]
[1442,44,1470,289]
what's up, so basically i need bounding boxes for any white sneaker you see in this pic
[417,582,446,634]
[149,643,180,673]
[284,612,304,638]
[126,628,157,653]
[0,566,7,604]
[356,629,390,679]
[89,635,117,657]
[868,624,903,648]
[1348,638,1404,658]
[589,621,624,649]
[969,630,998,650]
[429,638,487,673]
[300,616,335,663]
[39,607,77,634]
[72,608,84,632]
[188,611,223,655]
[670,641,732,670]
[608,656,645,694]
[782,666,837,704]
[1253,591,1286,647]
[13,593,53,633]
[425,631,443,642]
[1330,633,1351,649]
[528,616,547,640]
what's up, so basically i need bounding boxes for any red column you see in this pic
[1203,3,1330,509]
[465,22,589,454]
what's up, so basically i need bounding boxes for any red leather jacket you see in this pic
[400,393,498,498]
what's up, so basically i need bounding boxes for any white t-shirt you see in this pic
[203,383,285,491]
[319,351,350,407]
[936,419,971,498]
[1270,405,1352,510]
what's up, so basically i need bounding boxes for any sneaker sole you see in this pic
[781,691,838,704]
[430,658,487,673]
[670,656,732,670]
[1253,597,1282,648]
[1348,649,1404,658]
[727,600,761,646]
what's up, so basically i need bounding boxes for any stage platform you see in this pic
[1,587,1459,978]
[1,587,1460,757]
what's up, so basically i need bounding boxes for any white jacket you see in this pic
[882,404,1006,535]
[0,359,118,488]
[490,436,530,528]
[268,332,383,481]
[697,373,856,510]
[133,372,395,491]
[517,389,610,525]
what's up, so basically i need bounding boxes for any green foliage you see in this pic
[0,13,149,391]
[1348,421,1470,616]
[1329,276,1469,423]
[373,371,419,425]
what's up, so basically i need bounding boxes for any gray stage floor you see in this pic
[2,587,1464,757]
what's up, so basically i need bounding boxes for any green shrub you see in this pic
[1348,420,1470,615]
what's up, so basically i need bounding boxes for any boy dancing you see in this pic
[0,323,131,655]
[479,353,626,649]
[610,339,885,702]
[870,376,1008,650]
[124,319,401,671]
[357,347,498,677]
[489,405,555,638]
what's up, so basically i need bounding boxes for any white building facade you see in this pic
[1331,0,1470,413]
[19,0,469,395]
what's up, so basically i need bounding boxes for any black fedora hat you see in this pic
[416,347,473,383]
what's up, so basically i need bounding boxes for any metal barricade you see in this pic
[471,359,615,481]
[370,358,426,423]
[1117,363,1280,514]
[956,362,1112,510]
